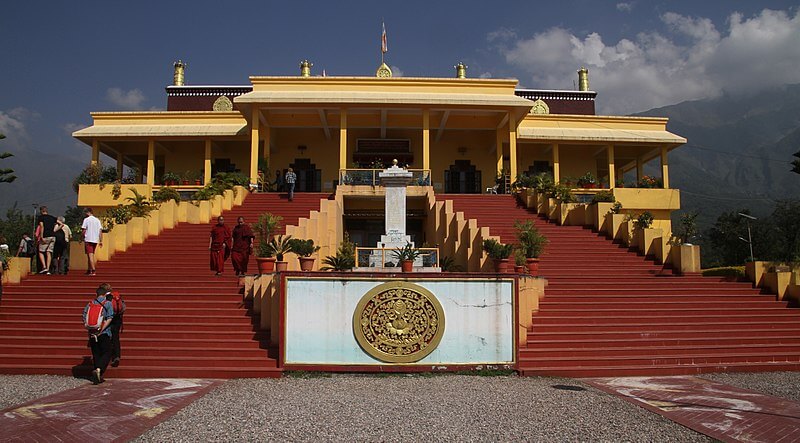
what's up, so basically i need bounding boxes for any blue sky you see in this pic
[1,0,799,162]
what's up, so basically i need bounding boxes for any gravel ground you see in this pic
[135,374,710,442]
[0,375,85,410]
[700,371,800,403]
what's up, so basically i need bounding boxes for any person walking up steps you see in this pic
[101,283,126,367]
[83,284,114,384]
[81,208,102,276]
[36,206,57,274]
[285,167,296,201]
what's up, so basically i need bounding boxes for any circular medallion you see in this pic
[353,281,445,363]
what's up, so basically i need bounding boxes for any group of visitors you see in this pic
[82,282,125,384]
[15,206,102,276]
[7,206,73,275]
[209,216,255,276]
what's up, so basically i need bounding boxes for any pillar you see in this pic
[636,158,643,182]
[250,109,260,185]
[146,140,155,186]
[91,140,99,165]
[661,146,670,189]
[204,140,212,185]
[495,129,503,178]
[552,144,560,183]
[607,145,615,189]
[339,109,348,171]
[422,109,430,171]
[116,152,124,178]
[263,123,271,167]
[508,116,517,182]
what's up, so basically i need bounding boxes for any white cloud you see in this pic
[106,87,146,110]
[479,72,493,79]
[390,65,404,77]
[498,8,800,114]
[616,2,634,12]
[61,122,87,135]
[0,107,35,151]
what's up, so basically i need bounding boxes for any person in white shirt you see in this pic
[81,207,103,276]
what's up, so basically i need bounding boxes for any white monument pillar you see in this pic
[378,159,415,249]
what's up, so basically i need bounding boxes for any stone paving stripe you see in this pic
[0,379,220,442]
[585,375,800,443]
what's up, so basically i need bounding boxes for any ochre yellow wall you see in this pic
[273,128,339,189]
[429,130,496,192]
[163,141,206,179]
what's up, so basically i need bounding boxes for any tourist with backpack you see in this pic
[103,284,126,367]
[82,284,115,384]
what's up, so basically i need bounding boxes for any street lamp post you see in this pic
[738,212,756,262]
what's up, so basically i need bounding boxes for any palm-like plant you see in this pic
[267,235,293,261]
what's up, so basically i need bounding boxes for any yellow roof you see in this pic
[235,90,534,109]
[517,126,686,145]
[72,111,248,141]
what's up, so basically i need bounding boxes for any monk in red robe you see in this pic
[231,216,255,276]
[209,216,231,276]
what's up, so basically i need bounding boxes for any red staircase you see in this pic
[0,192,329,378]
[437,194,800,377]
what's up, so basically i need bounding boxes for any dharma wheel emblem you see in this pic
[353,281,445,363]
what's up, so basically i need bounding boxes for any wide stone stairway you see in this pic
[438,194,800,377]
[0,192,328,378]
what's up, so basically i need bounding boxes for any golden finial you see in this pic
[300,60,313,77]
[376,62,392,78]
[173,60,186,86]
[577,67,589,91]
[455,62,467,79]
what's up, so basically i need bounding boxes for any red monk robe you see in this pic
[209,217,231,275]
[231,218,255,276]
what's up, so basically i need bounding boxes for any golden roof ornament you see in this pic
[376,62,393,78]
[455,62,467,79]
[300,60,313,77]
[578,67,590,91]
[173,60,186,86]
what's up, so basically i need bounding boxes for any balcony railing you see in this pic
[355,247,440,268]
[339,169,431,187]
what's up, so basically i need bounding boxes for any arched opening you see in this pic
[287,158,322,192]
[444,160,481,194]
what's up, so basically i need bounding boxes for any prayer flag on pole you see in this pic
[381,22,388,54]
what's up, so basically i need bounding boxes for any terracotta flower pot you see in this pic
[182,180,189,185]
[525,258,540,276]
[256,257,276,273]
[194,179,202,185]
[493,258,510,273]
[275,261,288,272]
[299,257,315,271]
[514,265,525,274]
[401,259,413,272]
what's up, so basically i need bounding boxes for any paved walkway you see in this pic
[587,376,800,443]
[0,379,219,442]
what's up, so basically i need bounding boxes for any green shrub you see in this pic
[702,266,745,278]
[591,190,615,203]
[633,211,654,229]
[288,238,320,257]
[482,239,513,260]
[514,220,548,258]
[152,187,181,203]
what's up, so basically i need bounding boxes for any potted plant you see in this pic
[577,172,597,189]
[514,220,548,276]
[482,239,513,273]
[513,248,526,274]
[162,172,180,186]
[288,238,320,271]
[392,243,421,272]
[252,213,282,273]
[320,234,356,271]
[267,235,293,272]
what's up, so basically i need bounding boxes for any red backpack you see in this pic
[109,291,125,315]
[85,300,105,332]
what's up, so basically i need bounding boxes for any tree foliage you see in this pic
[701,200,800,267]
[0,133,17,183]
[0,203,34,253]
